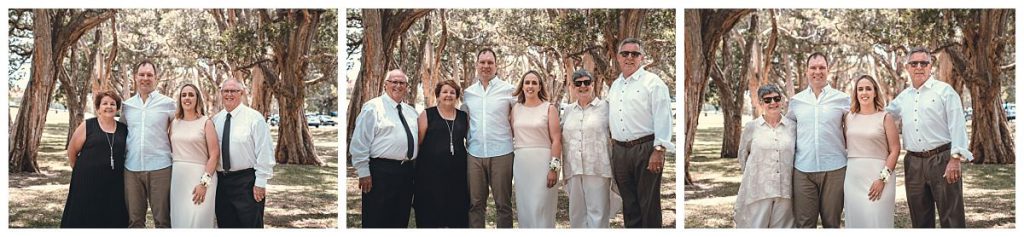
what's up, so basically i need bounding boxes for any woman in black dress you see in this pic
[61,91,129,228]
[414,80,470,228]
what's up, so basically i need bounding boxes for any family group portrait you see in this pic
[345,9,678,228]
[683,9,1015,228]
[8,9,339,228]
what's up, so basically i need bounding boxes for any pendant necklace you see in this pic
[442,109,456,156]
[101,121,116,170]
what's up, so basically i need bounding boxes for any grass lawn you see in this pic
[8,109,339,228]
[683,113,1015,228]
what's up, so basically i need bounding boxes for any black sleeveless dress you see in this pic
[413,107,470,228]
[60,118,129,228]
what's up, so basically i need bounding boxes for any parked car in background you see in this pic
[267,114,280,126]
[964,103,1015,121]
[319,115,336,126]
[306,114,321,128]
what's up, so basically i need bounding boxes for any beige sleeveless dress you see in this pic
[512,101,557,228]
[170,116,218,228]
[844,111,895,228]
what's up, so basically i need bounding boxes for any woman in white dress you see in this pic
[843,75,901,228]
[561,69,619,228]
[511,70,563,228]
[169,83,221,228]
[734,84,795,228]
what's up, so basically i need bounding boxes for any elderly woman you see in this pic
[511,70,563,228]
[414,80,471,228]
[61,91,130,228]
[734,84,796,228]
[561,69,617,228]
[844,75,900,228]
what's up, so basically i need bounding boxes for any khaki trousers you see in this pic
[124,167,172,228]
[792,167,845,228]
[467,153,514,228]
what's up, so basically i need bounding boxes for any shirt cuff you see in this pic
[357,167,371,178]
[255,177,268,188]
[951,147,974,162]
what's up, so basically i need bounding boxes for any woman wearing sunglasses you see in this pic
[561,69,618,228]
[733,84,796,228]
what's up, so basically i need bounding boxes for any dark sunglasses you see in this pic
[761,96,782,104]
[573,80,593,87]
[908,61,931,68]
[619,51,642,58]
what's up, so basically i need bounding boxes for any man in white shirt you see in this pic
[785,52,850,228]
[121,59,175,228]
[886,47,971,228]
[213,79,275,228]
[462,48,516,228]
[608,38,673,228]
[349,69,418,228]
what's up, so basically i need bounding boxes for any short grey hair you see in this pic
[571,69,593,81]
[756,84,783,99]
[618,37,645,54]
[906,46,932,63]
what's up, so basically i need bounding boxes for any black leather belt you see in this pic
[218,168,254,177]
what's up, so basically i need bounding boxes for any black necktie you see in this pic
[396,104,414,159]
[222,113,232,171]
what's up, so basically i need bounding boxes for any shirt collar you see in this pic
[757,114,791,127]
[223,104,249,117]
[620,67,648,81]
[572,98,603,110]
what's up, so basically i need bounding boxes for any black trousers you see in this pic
[611,140,663,228]
[361,158,415,228]
[216,168,265,228]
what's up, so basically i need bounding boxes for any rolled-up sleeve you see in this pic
[651,79,674,152]
[944,88,974,161]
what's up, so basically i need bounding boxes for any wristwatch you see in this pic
[952,153,966,162]
[654,145,666,152]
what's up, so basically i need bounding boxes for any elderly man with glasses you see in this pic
[885,47,972,228]
[607,38,673,228]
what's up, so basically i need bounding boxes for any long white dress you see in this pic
[512,102,558,228]
[844,112,896,228]
[170,116,218,228]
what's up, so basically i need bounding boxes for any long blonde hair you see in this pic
[174,83,206,119]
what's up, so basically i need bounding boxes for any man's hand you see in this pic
[359,176,373,193]
[647,150,665,173]
[253,186,266,202]
[943,159,962,184]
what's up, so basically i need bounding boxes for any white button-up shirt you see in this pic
[608,68,674,152]
[786,85,850,172]
[462,78,516,158]
[885,78,974,161]
[121,91,175,172]
[349,95,419,178]
[561,99,612,178]
[736,116,796,205]
[212,104,276,187]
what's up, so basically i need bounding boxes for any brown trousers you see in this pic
[124,167,172,228]
[792,167,845,228]
[467,153,514,228]
[611,140,662,228]
[905,151,966,228]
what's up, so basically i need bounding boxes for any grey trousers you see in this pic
[611,141,662,228]
[124,167,172,228]
[905,151,966,228]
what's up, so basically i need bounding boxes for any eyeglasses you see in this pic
[220,89,242,94]
[387,80,408,86]
[524,80,539,86]
[908,61,931,68]
[761,96,782,104]
[619,51,642,58]
[573,80,593,87]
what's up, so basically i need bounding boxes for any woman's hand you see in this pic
[192,184,207,205]
[546,170,558,188]
[867,179,885,201]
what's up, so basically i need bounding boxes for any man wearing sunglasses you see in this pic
[608,38,673,228]
[885,47,971,228]
[350,69,419,227]
[786,52,850,228]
